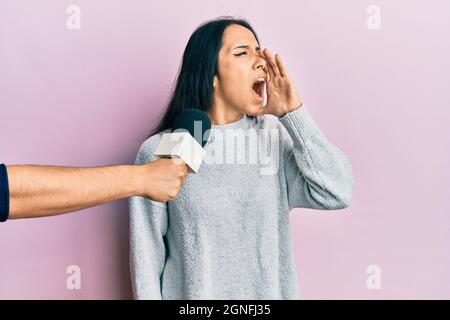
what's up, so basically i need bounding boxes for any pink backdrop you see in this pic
[1,0,449,299]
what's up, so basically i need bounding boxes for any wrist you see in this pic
[123,164,144,198]
[278,102,303,118]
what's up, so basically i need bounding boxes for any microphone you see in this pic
[154,108,211,173]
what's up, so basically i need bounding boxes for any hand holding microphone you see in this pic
[138,158,187,203]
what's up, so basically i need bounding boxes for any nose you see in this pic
[255,52,266,70]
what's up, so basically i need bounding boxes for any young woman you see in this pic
[129,17,354,300]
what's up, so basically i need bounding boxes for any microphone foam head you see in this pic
[171,108,211,147]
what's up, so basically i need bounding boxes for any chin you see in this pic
[245,105,261,116]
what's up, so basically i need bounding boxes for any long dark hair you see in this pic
[147,16,260,138]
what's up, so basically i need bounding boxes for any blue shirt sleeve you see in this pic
[0,163,10,222]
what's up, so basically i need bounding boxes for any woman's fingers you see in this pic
[262,62,270,81]
[263,64,271,82]
[262,49,272,80]
[262,49,274,81]
[274,54,287,78]
[263,49,281,78]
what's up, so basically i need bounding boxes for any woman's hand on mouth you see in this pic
[255,48,303,117]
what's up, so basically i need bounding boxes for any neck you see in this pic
[208,105,243,125]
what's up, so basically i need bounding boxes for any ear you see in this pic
[213,75,218,88]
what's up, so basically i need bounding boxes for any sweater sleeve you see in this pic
[0,164,10,222]
[278,105,354,211]
[129,144,168,300]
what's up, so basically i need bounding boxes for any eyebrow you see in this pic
[233,45,261,51]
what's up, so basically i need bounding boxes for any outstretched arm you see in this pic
[2,159,186,220]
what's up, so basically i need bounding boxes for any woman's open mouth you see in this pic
[252,78,265,100]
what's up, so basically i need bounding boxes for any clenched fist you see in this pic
[137,158,188,202]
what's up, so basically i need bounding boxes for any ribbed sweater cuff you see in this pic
[278,104,321,144]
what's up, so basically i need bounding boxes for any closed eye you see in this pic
[234,52,247,56]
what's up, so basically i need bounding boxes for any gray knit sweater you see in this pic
[129,105,354,300]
